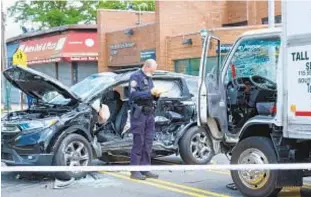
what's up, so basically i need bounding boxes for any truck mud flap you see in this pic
[276,170,303,188]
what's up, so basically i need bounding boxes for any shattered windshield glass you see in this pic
[227,36,281,82]
[47,73,116,105]
[70,74,115,100]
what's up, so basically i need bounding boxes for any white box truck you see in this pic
[194,1,311,196]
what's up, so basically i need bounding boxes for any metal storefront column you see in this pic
[71,61,78,85]
[58,61,72,87]
[77,61,98,82]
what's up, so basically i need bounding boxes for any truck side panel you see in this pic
[281,1,311,139]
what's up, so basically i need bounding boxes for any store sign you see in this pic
[19,37,67,53]
[109,42,135,56]
[27,58,61,65]
[110,50,118,56]
[110,42,136,50]
[68,56,98,61]
[18,32,98,65]
[140,49,156,62]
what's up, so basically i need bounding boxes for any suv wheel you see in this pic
[54,134,92,181]
[230,137,282,197]
[179,126,214,164]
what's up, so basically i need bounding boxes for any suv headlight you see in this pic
[18,118,59,132]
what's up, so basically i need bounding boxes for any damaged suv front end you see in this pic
[2,113,61,165]
[1,66,94,167]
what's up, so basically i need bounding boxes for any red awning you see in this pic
[18,32,98,65]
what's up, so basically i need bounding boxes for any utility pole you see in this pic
[1,1,10,111]
[1,1,6,72]
[268,0,275,28]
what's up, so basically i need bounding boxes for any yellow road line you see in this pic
[116,171,231,197]
[279,187,301,197]
[102,171,209,197]
[207,169,230,175]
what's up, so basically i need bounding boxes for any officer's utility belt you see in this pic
[141,105,154,114]
[132,103,154,116]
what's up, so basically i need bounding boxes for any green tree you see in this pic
[8,0,155,31]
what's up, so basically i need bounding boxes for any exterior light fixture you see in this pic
[124,29,134,35]
[200,29,208,38]
[182,38,192,45]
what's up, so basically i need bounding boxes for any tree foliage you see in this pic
[8,0,155,31]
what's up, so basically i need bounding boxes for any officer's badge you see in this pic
[130,80,137,87]
[143,78,148,85]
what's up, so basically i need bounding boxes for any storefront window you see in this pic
[174,58,200,76]
[174,56,225,76]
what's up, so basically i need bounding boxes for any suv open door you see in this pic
[281,1,311,139]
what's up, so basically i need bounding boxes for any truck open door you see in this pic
[197,30,228,138]
[281,1,311,139]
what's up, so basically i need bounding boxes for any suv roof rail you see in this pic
[154,70,170,75]
[113,67,140,74]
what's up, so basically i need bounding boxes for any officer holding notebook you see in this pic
[128,59,165,180]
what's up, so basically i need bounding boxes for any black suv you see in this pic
[1,66,214,180]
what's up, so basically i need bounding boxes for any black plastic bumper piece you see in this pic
[1,146,54,166]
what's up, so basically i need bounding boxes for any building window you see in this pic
[174,58,200,76]
[262,15,282,24]
[174,56,225,76]
[222,21,248,27]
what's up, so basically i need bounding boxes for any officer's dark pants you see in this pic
[130,111,155,166]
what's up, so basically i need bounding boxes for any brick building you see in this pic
[98,0,282,75]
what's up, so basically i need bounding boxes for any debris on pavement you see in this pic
[226,183,238,190]
[53,178,75,189]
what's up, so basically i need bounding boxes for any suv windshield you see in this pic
[46,73,116,105]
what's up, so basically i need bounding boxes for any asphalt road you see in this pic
[2,154,311,197]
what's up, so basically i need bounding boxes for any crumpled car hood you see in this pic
[3,66,80,103]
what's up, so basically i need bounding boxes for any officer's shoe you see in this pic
[130,171,146,180]
[141,171,159,179]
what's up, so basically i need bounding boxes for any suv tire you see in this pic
[54,134,92,181]
[179,126,214,164]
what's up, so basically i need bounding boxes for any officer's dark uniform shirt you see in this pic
[129,69,154,106]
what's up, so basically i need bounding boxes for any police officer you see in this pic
[129,59,161,180]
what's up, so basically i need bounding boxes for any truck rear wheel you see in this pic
[230,137,282,197]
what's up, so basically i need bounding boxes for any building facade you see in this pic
[98,0,282,74]
[3,1,282,105]
[4,25,99,104]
